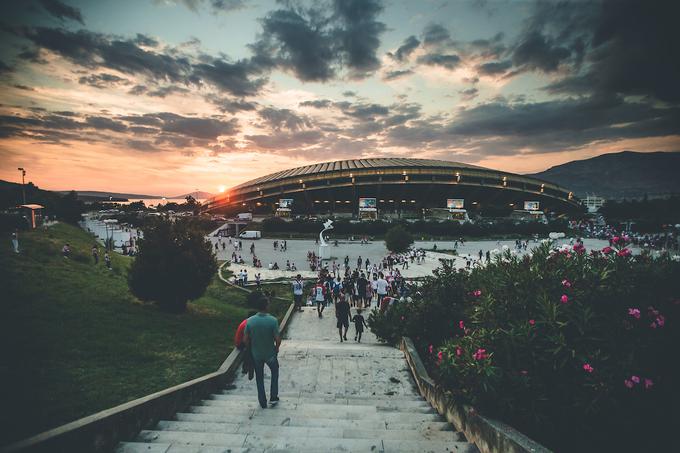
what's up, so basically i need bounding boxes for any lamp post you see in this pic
[17,167,26,204]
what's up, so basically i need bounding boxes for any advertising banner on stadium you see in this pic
[278,198,293,209]
[447,198,465,209]
[524,201,540,211]
[358,197,377,209]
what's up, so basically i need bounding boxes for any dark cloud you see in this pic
[333,0,386,76]
[78,73,130,88]
[421,24,450,45]
[38,0,84,25]
[0,59,12,73]
[14,26,266,96]
[299,99,333,108]
[126,139,157,151]
[146,85,190,97]
[212,97,258,113]
[128,85,147,95]
[389,35,420,62]
[85,116,128,133]
[476,60,512,76]
[168,0,246,14]
[13,84,34,91]
[543,0,680,103]
[153,112,239,139]
[131,33,159,47]
[511,30,571,72]
[459,87,478,101]
[341,102,389,119]
[258,107,311,131]
[416,53,460,70]
[252,0,385,81]
[342,90,356,97]
[382,69,413,80]
[192,58,265,96]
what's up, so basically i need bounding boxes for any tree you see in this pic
[128,219,217,312]
[385,224,414,254]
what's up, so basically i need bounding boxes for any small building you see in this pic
[19,204,44,229]
[584,195,606,213]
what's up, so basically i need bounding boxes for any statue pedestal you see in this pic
[319,244,330,260]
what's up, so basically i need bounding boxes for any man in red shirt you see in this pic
[235,311,256,379]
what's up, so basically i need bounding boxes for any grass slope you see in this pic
[0,223,289,445]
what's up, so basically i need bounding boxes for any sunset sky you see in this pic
[0,0,678,196]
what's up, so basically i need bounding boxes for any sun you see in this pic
[218,185,226,193]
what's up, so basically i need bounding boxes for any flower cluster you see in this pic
[472,348,489,360]
[624,375,653,390]
[583,363,594,373]
[648,306,665,328]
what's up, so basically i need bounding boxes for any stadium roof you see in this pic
[233,158,487,189]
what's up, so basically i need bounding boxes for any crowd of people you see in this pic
[569,219,678,251]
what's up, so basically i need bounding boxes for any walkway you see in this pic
[116,305,478,452]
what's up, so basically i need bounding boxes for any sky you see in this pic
[0,0,678,196]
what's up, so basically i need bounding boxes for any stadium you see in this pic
[203,158,580,221]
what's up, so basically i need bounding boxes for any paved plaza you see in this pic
[208,234,621,281]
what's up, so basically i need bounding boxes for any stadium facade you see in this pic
[203,158,580,220]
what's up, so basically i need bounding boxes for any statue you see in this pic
[319,219,333,260]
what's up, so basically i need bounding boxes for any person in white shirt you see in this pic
[375,273,389,305]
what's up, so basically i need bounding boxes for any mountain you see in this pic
[57,190,163,201]
[527,151,680,200]
[169,191,214,199]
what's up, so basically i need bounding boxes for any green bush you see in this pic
[370,239,679,452]
[384,224,414,253]
[128,219,217,312]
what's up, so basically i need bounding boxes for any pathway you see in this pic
[116,305,478,452]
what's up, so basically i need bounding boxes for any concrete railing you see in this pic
[400,337,552,453]
[2,302,296,453]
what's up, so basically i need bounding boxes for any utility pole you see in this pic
[17,167,26,204]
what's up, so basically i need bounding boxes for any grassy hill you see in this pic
[0,223,289,446]
[528,151,680,199]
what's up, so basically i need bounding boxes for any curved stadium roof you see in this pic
[232,158,487,190]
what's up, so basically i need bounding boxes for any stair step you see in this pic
[211,393,428,407]
[175,412,454,431]
[117,443,252,453]
[136,430,474,452]
[219,390,424,402]
[189,405,443,422]
[156,420,462,442]
[199,399,435,413]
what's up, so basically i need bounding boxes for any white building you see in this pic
[584,195,606,213]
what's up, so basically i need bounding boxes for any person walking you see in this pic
[376,273,388,306]
[11,230,19,253]
[244,295,281,409]
[352,308,368,342]
[104,251,112,270]
[336,295,350,342]
[235,311,257,380]
[312,279,326,317]
[92,245,99,265]
[292,274,304,312]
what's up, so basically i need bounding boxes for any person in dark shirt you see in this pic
[357,273,369,308]
[336,297,351,342]
[352,309,368,343]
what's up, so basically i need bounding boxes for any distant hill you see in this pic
[169,191,214,199]
[528,151,680,200]
[57,190,163,201]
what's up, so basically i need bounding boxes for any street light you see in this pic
[17,167,26,204]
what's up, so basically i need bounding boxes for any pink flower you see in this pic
[602,246,614,254]
[617,248,631,257]
[472,348,488,360]
[583,363,594,373]
[650,321,658,329]
[400,316,405,321]
[631,375,640,384]
[428,344,433,354]
[561,279,572,288]
[458,320,465,329]
[656,315,665,327]
[472,290,482,297]
[520,370,528,376]
[573,243,586,254]
[437,351,444,364]
[624,379,634,389]
[644,378,654,389]
[529,319,536,326]
[612,236,620,244]
[455,347,462,357]
[560,294,569,304]
[628,308,641,319]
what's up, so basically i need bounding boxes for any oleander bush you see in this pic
[369,238,679,452]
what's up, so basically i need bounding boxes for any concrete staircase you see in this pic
[116,306,478,453]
